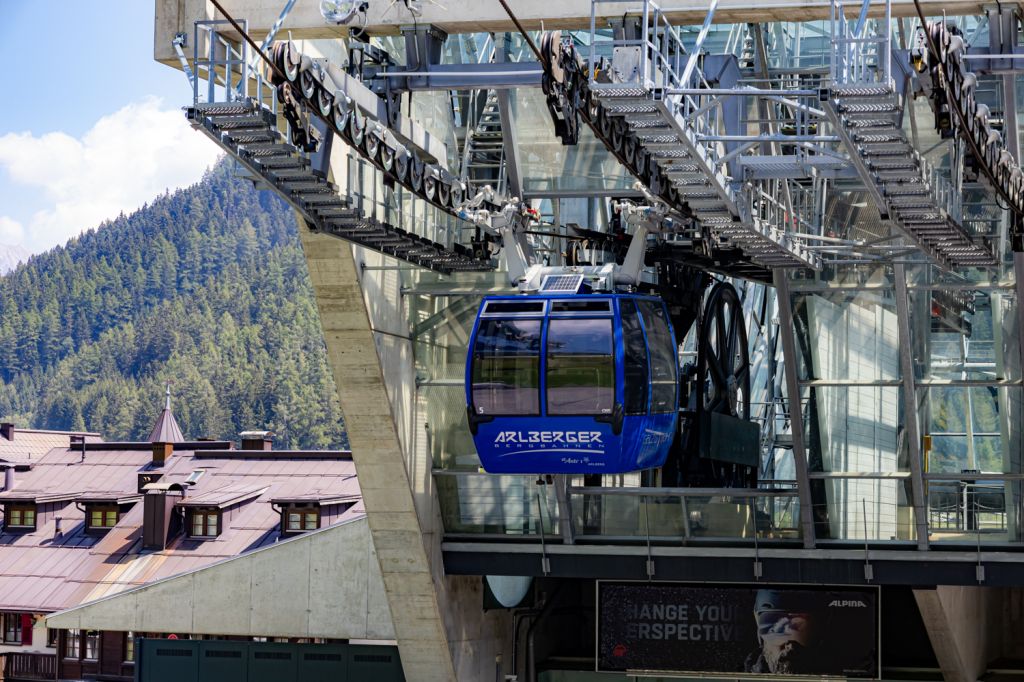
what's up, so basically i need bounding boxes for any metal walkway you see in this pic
[186,101,493,274]
[823,1,996,269]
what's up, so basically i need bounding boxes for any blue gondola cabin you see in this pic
[466,293,679,474]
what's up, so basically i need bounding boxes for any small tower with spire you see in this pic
[148,383,184,443]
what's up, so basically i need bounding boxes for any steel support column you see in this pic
[496,34,524,198]
[1017,252,1024,382]
[893,264,930,549]
[773,271,816,548]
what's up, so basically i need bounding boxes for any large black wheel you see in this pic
[696,281,750,422]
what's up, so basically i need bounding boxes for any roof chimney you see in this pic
[240,431,274,451]
[0,423,13,441]
[142,487,183,551]
[152,442,173,467]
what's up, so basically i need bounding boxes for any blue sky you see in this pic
[0,1,222,253]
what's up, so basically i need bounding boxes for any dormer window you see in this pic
[189,508,220,538]
[86,505,119,532]
[283,505,320,534]
[4,504,36,531]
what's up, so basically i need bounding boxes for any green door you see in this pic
[248,642,297,682]
[296,643,348,682]
[199,640,248,682]
[137,640,199,682]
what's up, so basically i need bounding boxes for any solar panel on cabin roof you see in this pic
[540,274,585,293]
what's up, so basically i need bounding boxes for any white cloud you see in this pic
[0,97,222,253]
[0,216,23,245]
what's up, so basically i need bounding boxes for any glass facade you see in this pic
[296,21,1024,550]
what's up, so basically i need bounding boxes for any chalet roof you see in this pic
[0,444,362,613]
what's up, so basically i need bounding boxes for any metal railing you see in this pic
[829,0,893,89]
[192,19,277,114]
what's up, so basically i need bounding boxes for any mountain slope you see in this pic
[0,162,347,449]
[0,244,29,275]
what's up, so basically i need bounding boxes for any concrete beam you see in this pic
[154,0,1011,65]
[913,587,996,682]
[299,226,459,682]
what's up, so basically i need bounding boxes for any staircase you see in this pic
[825,87,996,269]
[823,0,996,269]
[462,91,506,195]
[186,101,494,274]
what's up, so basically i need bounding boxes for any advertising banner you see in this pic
[597,582,879,678]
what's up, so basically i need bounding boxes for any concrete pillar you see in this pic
[299,227,510,681]
[913,586,1001,682]
[299,227,458,681]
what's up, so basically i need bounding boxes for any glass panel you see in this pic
[126,632,134,662]
[570,491,801,541]
[791,289,900,382]
[192,514,204,536]
[638,301,677,413]
[929,435,969,473]
[9,509,21,526]
[436,473,560,536]
[207,514,218,536]
[105,511,117,526]
[66,629,80,658]
[23,510,34,527]
[620,300,650,415]
[304,513,318,529]
[545,318,614,416]
[929,480,1013,543]
[90,511,103,527]
[287,513,300,531]
[85,631,98,659]
[471,319,542,416]
[812,478,917,541]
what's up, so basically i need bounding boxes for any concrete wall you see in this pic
[46,519,393,641]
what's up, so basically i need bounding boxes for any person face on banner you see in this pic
[749,590,823,675]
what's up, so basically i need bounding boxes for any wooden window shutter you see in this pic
[21,614,32,645]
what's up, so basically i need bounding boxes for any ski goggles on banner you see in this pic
[756,611,812,638]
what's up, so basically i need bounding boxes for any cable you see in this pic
[208,0,288,84]
[496,0,544,63]
[911,0,1023,217]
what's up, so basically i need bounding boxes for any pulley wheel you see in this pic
[332,97,351,134]
[316,86,334,118]
[349,110,366,147]
[696,281,750,421]
[623,134,637,166]
[364,129,382,162]
[409,156,425,193]
[300,70,317,100]
[546,30,565,84]
[438,181,451,206]
[394,152,410,184]
[423,174,438,202]
[611,118,626,153]
[449,181,464,209]
[381,144,396,173]
[599,108,614,140]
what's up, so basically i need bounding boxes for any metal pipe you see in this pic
[383,69,544,77]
